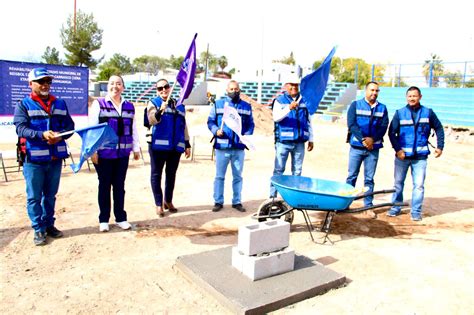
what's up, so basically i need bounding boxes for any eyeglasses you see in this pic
[34,78,53,85]
[157,84,170,92]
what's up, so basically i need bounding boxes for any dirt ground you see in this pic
[1,104,473,314]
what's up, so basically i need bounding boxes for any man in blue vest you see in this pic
[208,80,255,212]
[388,86,444,221]
[13,68,75,246]
[269,75,314,198]
[345,81,389,218]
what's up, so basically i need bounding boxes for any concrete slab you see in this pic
[175,246,346,314]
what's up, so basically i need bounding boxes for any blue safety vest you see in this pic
[97,97,135,159]
[349,99,387,149]
[21,97,70,162]
[397,105,431,157]
[274,93,310,143]
[212,97,253,150]
[150,97,186,153]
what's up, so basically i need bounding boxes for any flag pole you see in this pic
[161,33,198,113]
[166,80,178,103]
[55,130,76,138]
[159,80,178,113]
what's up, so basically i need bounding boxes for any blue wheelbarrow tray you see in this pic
[262,175,406,244]
[271,175,357,211]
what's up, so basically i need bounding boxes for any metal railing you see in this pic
[370,60,474,88]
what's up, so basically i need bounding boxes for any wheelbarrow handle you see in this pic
[251,207,294,220]
[353,189,396,200]
[344,201,408,213]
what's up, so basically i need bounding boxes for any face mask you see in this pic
[228,91,240,103]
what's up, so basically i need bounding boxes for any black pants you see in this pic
[93,157,129,223]
[149,145,182,206]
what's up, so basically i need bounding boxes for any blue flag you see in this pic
[176,33,198,108]
[70,123,118,173]
[300,46,337,115]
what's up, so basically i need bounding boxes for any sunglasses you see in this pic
[157,84,170,92]
[34,78,53,85]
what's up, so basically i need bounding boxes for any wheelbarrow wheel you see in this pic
[257,199,294,224]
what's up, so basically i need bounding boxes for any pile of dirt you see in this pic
[241,93,274,135]
[444,126,474,144]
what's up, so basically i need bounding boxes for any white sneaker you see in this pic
[99,223,109,232]
[116,221,132,230]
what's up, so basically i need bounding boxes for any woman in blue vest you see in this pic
[147,79,191,217]
[388,86,444,221]
[13,67,75,246]
[89,75,141,232]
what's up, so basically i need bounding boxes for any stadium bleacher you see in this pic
[364,87,474,127]
[121,80,473,127]
[123,80,356,114]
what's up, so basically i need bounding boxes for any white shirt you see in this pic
[365,98,379,109]
[88,95,140,152]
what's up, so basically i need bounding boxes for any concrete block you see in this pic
[232,246,295,280]
[238,220,290,256]
[240,247,295,281]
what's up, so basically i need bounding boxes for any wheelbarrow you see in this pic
[252,175,407,244]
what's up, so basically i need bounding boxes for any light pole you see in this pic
[74,0,77,34]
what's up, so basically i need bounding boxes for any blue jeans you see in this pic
[23,159,63,232]
[390,158,427,216]
[269,142,305,198]
[213,149,245,205]
[346,147,380,206]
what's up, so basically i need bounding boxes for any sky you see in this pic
[0,0,472,72]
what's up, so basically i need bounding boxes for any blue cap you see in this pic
[28,67,54,81]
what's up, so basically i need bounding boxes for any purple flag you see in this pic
[300,46,337,115]
[176,33,198,107]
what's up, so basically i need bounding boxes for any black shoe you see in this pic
[212,203,223,212]
[46,226,64,238]
[232,204,246,212]
[34,231,47,246]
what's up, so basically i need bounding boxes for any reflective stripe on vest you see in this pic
[349,99,387,149]
[274,93,309,143]
[97,97,135,159]
[398,106,431,157]
[212,98,252,150]
[21,97,70,162]
[150,97,186,153]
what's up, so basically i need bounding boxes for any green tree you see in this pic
[422,53,444,87]
[96,68,115,82]
[465,78,474,88]
[97,53,133,81]
[199,51,218,73]
[444,71,463,88]
[313,56,342,75]
[169,55,184,70]
[42,46,62,64]
[312,56,385,89]
[60,10,103,68]
[217,56,228,71]
[273,52,296,65]
[133,55,168,74]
